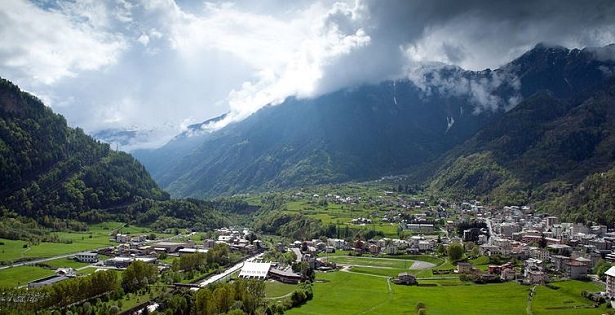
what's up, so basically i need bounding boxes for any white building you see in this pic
[239,262,271,280]
[75,252,98,263]
[605,266,615,297]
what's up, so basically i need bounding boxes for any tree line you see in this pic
[0,270,118,314]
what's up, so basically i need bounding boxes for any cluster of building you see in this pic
[29,227,263,289]
[239,239,338,284]
[318,235,439,256]
[238,261,303,284]
[463,205,615,286]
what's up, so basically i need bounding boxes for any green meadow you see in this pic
[264,280,297,300]
[287,271,606,315]
[0,266,55,288]
[270,183,435,239]
[286,255,607,315]
[0,222,174,287]
[0,222,172,264]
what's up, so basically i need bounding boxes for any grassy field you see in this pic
[0,224,118,263]
[285,254,608,315]
[531,281,606,314]
[0,266,55,287]
[0,222,174,264]
[44,257,91,269]
[325,256,415,269]
[287,270,607,315]
[0,222,173,287]
[264,280,297,299]
[267,184,436,239]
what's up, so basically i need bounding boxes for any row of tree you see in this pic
[173,243,231,273]
[195,280,265,315]
[0,270,118,313]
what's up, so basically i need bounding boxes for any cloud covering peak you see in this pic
[1,0,615,149]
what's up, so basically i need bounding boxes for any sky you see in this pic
[1,0,615,150]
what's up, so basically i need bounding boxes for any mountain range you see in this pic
[134,44,615,205]
[2,43,615,226]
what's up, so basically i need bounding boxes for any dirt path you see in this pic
[357,276,393,314]
[526,285,536,315]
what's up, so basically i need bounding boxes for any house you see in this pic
[529,247,550,261]
[457,262,473,274]
[525,270,547,284]
[115,234,130,243]
[393,272,417,285]
[604,266,615,297]
[104,257,157,268]
[56,268,77,277]
[524,258,543,271]
[368,244,380,255]
[152,242,188,253]
[75,252,98,263]
[524,258,547,284]
[500,268,517,281]
[405,224,434,232]
[327,238,348,250]
[418,240,432,252]
[479,244,501,256]
[268,268,302,284]
[566,261,588,280]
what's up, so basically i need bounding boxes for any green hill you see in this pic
[0,78,170,223]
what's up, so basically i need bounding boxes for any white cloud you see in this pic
[166,0,371,128]
[0,0,126,85]
[1,0,615,150]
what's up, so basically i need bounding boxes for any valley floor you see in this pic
[286,257,606,315]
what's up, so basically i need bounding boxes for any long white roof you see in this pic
[239,261,271,279]
[605,266,615,277]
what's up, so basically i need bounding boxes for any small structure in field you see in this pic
[392,272,417,285]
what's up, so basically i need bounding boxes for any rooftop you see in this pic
[239,262,271,279]
[605,266,615,278]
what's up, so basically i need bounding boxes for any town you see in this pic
[14,187,615,314]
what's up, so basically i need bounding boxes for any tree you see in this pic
[594,260,613,281]
[121,261,158,293]
[538,233,547,248]
[415,302,427,314]
[447,242,464,262]
[471,246,479,257]
[436,243,446,256]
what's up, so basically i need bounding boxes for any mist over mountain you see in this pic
[135,44,615,198]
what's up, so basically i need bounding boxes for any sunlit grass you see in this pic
[0,266,55,287]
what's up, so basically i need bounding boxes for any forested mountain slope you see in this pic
[428,78,615,224]
[0,78,168,223]
[136,44,615,198]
